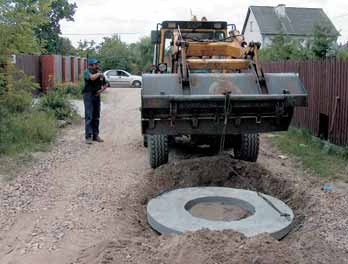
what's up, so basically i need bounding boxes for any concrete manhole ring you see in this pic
[147,187,294,240]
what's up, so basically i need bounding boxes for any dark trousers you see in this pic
[83,92,101,139]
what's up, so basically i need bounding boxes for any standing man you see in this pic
[83,58,107,144]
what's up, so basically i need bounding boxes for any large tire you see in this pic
[234,133,259,162]
[148,135,169,169]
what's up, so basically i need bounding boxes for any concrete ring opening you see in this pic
[185,196,255,222]
[147,187,294,240]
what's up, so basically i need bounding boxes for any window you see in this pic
[106,70,117,77]
[250,21,253,32]
[117,71,129,77]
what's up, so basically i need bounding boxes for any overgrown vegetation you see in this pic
[260,24,345,62]
[0,72,58,155]
[36,91,78,121]
[76,36,153,74]
[55,81,83,99]
[0,0,79,157]
[272,128,348,180]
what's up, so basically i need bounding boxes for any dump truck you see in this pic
[141,20,307,168]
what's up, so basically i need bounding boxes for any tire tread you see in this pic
[234,133,259,162]
[149,135,168,168]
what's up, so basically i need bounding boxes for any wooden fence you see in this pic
[263,60,348,146]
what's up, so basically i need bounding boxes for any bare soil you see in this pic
[0,89,347,264]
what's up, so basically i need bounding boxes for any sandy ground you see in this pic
[0,88,347,264]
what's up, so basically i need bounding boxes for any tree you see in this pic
[0,0,48,56]
[35,0,77,54]
[98,35,133,71]
[259,34,310,62]
[129,37,153,74]
[0,0,49,94]
[56,37,76,55]
[76,40,98,58]
[311,24,337,58]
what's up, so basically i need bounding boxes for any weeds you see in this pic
[272,128,348,180]
[0,111,57,155]
[36,90,78,121]
[56,81,83,99]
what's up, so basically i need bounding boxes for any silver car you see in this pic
[104,69,142,88]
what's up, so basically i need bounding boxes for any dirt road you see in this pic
[0,89,150,263]
[0,89,347,264]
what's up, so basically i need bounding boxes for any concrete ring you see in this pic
[147,187,294,240]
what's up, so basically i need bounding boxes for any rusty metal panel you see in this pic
[40,55,56,91]
[14,54,40,84]
[70,57,75,83]
[78,58,82,80]
[263,59,348,146]
[61,56,66,83]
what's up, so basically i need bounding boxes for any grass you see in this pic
[0,111,58,156]
[36,90,79,121]
[56,81,83,100]
[271,128,348,181]
[0,70,81,182]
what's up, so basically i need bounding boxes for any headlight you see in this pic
[158,63,167,73]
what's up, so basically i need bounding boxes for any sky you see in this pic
[60,0,348,46]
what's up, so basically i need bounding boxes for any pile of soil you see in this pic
[76,230,296,264]
[76,155,348,264]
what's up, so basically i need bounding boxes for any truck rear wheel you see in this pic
[234,133,259,162]
[149,135,169,168]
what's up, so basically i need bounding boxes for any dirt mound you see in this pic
[76,230,297,264]
[144,155,305,217]
[75,154,348,264]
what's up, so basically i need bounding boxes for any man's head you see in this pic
[88,58,99,71]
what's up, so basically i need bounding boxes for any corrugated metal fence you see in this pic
[13,54,87,91]
[263,60,348,146]
[15,55,41,83]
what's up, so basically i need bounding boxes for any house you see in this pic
[242,5,339,48]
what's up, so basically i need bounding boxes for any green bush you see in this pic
[13,71,40,93]
[36,91,77,121]
[0,111,57,155]
[56,81,83,99]
[0,69,77,157]
[1,90,32,113]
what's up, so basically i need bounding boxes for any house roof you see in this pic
[242,6,339,37]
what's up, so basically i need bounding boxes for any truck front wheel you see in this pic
[234,133,259,162]
[148,135,169,168]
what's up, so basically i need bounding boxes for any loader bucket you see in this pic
[141,73,307,135]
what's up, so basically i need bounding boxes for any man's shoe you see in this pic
[93,136,104,143]
[86,138,93,144]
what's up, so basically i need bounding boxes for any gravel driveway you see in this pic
[0,89,150,263]
[0,88,347,264]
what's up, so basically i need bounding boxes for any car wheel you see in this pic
[132,80,142,88]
